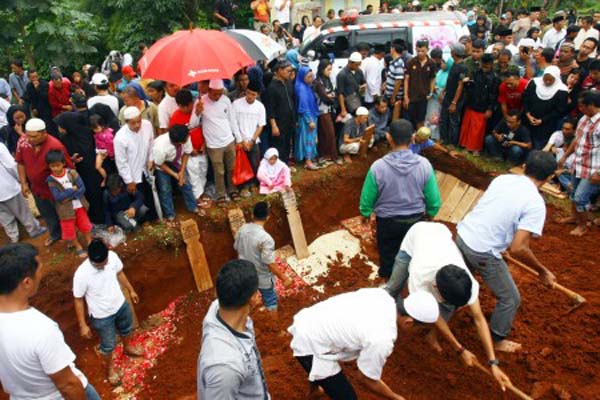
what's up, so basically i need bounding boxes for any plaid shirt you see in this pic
[574,112,600,179]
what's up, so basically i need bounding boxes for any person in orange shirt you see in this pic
[251,0,271,31]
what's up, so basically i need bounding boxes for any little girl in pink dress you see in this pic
[257,148,292,194]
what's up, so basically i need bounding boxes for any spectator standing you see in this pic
[404,39,436,129]
[337,52,366,120]
[227,71,250,102]
[384,41,405,121]
[119,86,159,135]
[512,8,541,45]
[0,77,12,102]
[47,72,72,118]
[197,260,270,399]
[581,59,600,91]
[0,244,99,400]
[576,39,598,79]
[464,39,485,77]
[498,69,528,119]
[484,110,532,164]
[511,38,537,79]
[9,59,29,105]
[574,16,599,49]
[16,119,73,246]
[302,16,323,42]
[22,69,53,134]
[533,47,554,77]
[541,15,566,50]
[425,50,451,140]
[440,43,468,146]
[362,45,385,108]
[0,105,27,155]
[294,67,320,170]
[87,73,120,118]
[158,82,181,135]
[359,119,441,278]
[251,0,271,30]
[266,60,296,164]
[214,0,236,30]
[272,0,291,30]
[314,59,339,163]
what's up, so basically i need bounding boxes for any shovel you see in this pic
[472,359,533,400]
[145,171,163,222]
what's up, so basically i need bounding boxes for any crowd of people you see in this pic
[0,3,600,400]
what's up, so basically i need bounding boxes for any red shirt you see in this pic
[581,75,600,92]
[48,78,72,117]
[498,78,528,111]
[15,135,73,200]
[169,109,205,151]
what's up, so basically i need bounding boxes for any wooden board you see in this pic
[435,180,470,221]
[448,186,483,223]
[180,219,213,292]
[439,174,460,203]
[227,208,246,239]
[509,166,567,199]
[120,285,139,329]
[359,124,375,158]
[281,190,310,259]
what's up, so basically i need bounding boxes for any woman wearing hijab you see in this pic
[54,108,105,224]
[295,66,320,170]
[0,105,29,155]
[425,53,453,140]
[292,23,304,42]
[286,49,300,70]
[257,148,292,194]
[108,61,123,93]
[314,59,339,164]
[522,66,569,149]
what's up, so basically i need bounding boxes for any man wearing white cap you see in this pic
[191,79,242,205]
[385,222,512,391]
[288,288,439,400]
[16,118,73,246]
[511,38,537,79]
[337,52,366,119]
[339,106,371,162]
[87,73,120,117]
[113,106,155,215]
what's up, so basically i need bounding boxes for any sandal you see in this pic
[76,249,87,259]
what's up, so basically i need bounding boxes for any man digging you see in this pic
[73,239,144,385]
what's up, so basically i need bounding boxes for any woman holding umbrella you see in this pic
[295,66,320,170]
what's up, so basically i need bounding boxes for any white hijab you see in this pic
[533,65,567,101]
[260,148,286,178]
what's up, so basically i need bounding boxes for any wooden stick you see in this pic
[472,359,533,400]
[504,253,586,305]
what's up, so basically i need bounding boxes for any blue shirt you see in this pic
[410,139,434,155]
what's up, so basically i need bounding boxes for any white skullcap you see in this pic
[25,118,46,131]
[123,106,141,120]
[91,73,108,85]
[349,52,362,63]
[355,106,369,116]
[403,291,440,323]
[209,79,224,90]
[518,38,536,49]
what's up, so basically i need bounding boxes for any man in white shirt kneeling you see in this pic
[73,239,143,386]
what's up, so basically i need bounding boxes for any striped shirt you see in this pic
[573,112,600,179]
[385,57,405,101]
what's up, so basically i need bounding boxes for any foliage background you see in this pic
[0,0,597,76]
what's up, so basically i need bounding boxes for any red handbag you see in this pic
[232,146,255,185]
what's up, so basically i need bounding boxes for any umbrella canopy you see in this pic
[225,29,285,62]
[139,29,254,86]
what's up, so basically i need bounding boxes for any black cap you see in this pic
[552,15,565,23]
[88,239,108,263]
[247,79,261,93]
[481,53,494,64]
[253,201,269,220]
[497,26,513,36]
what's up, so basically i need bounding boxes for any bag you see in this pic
[232,146,255,186]
[345,92,362,115]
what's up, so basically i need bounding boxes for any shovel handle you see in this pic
[504,253,586,304]
[472,359,533,400]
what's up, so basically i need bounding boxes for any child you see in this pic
[46,150,92,258]
[103,174,148,233]
[90,114,115,187]
[257,148,292,194]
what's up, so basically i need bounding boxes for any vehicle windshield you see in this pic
[299,36,316,54]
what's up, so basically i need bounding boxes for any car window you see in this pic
[355,30,394,49]
[316,31,353,59]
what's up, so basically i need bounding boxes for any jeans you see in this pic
[440,102,463,145]
[375,214,423,278]
[85,384,101,400]
[0,193,42,242]
[570,176,600,212]
[259,286,278,311]
[484,135,527,165]
[296,356,357,400]
[34,195,61,241]
[89,301,134,354]
[206,142,237,199]
[155,169,197,219]
[456,236,520,342]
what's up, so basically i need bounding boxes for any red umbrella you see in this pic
[139,29,254,86]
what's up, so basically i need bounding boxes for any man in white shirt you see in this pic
[542,15,566,50]
[158,82,180,134]
[152,124,201,219]
[0,243,99,399]
[73,239,143,386]
[87,73,120,118]
[232,80,266,195]
[289,288,439,400]
[574,15,600,50]
[193,79,241,204]
[272,0,292,30]
[302,16,323,42]
[486,27,519,56]
[361,45,385,108]
[456,151,558,353]
[385,222,512,390]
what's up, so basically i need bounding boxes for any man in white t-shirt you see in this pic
[271,0,291,30]
[87,73,120,118]
[158,82,180,134]
[0,243,99,399]
[456,151,558,353]
[73,239,143,386]
[385,222,512,390]
[232,80,266,195]
[288,288,439,400]
[543,118,576,190]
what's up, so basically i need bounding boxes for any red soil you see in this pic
[2,148,599,400]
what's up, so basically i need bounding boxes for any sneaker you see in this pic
[30,226,48,239]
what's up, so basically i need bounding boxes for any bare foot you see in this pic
[343,155,352,164]
[593,218,600,226]
[557,216,577,224]
[494,339,522,353]
[307,384,324,400]
[569,225,588,237]
[426,330,443,353]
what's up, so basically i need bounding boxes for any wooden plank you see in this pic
[509,166,566,198]
[439,175,460,203]
[180,219,213,292]
[448,186,483,223]
[281,190,310,259]
[359,124,375,158]
[227,208,246,239]
[120,284,139,329]
[436,181,469,222]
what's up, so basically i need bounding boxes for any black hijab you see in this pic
[108,62,123,83]
[54,111,96,173]
[0,105,29,154]
[89,103,120,132]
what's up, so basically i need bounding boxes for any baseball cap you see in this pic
[122,65,136,78]
[209,79,224,90]
[25,118,46,132]
[356,106,368,116]
[123,106,141,120]
[349,52,362,63]
[400,291,440,323]
[91,73,108,86]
